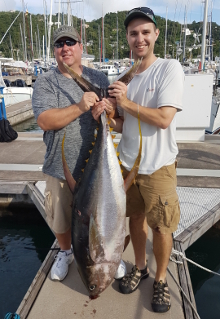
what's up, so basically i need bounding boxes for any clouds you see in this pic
[0,0,17,12]
[0,0,219,25]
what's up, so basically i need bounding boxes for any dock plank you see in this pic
[175,202,220,250]
[173,241,197,319]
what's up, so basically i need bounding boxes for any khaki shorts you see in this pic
[44,174,73,234]
[122,162,180,234]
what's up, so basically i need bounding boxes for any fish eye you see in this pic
[89,284,96,291]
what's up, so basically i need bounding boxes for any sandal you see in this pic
[151,280,171,313]
[119,263,149,294]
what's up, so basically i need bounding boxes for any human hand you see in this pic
[102,98,115,115]
[91,100,105,121]
[91,98,116,121]
[77,92,99,113]
[108,81,128,107]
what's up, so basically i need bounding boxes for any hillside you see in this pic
[0,10,219,61]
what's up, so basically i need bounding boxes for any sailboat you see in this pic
[175,0,220,138]
[0,58,33,107]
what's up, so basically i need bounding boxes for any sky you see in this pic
[0,0,220,27]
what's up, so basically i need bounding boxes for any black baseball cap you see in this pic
[124,7,157,28]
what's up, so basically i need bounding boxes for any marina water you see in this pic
[0,207,55,317]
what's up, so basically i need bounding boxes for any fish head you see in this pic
[82,262,118,299]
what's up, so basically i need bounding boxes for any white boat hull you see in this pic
[3,87,33,106]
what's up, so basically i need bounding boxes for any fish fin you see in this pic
[63,62,101,97]
[85,158,89,163]
[62,131,76,194]
[89,150,92,154]
[89,215,105,262]
[123,235,130,252]
[116,152,120,157]
[111,134,116,139]
[119,58,142,85]
[124,113,142,192]
[92,142,95,146]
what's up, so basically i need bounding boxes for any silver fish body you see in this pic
[72,111,126,298]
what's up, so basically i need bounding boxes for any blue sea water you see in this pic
[0,208,55,318]
[186,226,220,319]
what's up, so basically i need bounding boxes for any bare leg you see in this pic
[55,227,72,251]
[129,213,148,270]
[152,230,172,282]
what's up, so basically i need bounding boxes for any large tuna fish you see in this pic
[62,62,142,299]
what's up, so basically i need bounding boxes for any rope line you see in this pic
[169,246,220,318]
[167,266,201,319]
[171,248,220,277]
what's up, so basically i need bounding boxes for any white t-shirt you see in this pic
[117,58,184,175]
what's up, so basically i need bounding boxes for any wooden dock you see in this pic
[0,132,220,319]
[6,99,34,126]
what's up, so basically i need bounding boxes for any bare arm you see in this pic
[37,92,99,131]
[108,81,177,129]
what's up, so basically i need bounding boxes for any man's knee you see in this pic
[129,211,146,222]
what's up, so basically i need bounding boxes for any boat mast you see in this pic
[37,25,41,59]
[43,0,48,65]
[43,35,45,60]
[58,0,61,28]
[183,5,187,62]
[19,23,25,61]
[35,32,38,58]
[98,25,101,63]
[67,0,71,26]
[22,0,27,61]
[201,0,209,70]
[164,6,168,58]
[47,0,53,62]
[102,4,105,62]
[30,14,34,59]
[209,8,212,61]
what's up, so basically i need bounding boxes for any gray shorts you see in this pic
[44,174,73,234]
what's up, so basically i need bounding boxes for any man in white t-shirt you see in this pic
[108,7,184,313]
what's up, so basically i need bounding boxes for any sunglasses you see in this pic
[128,7,157,26]
[54,39,78,48]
